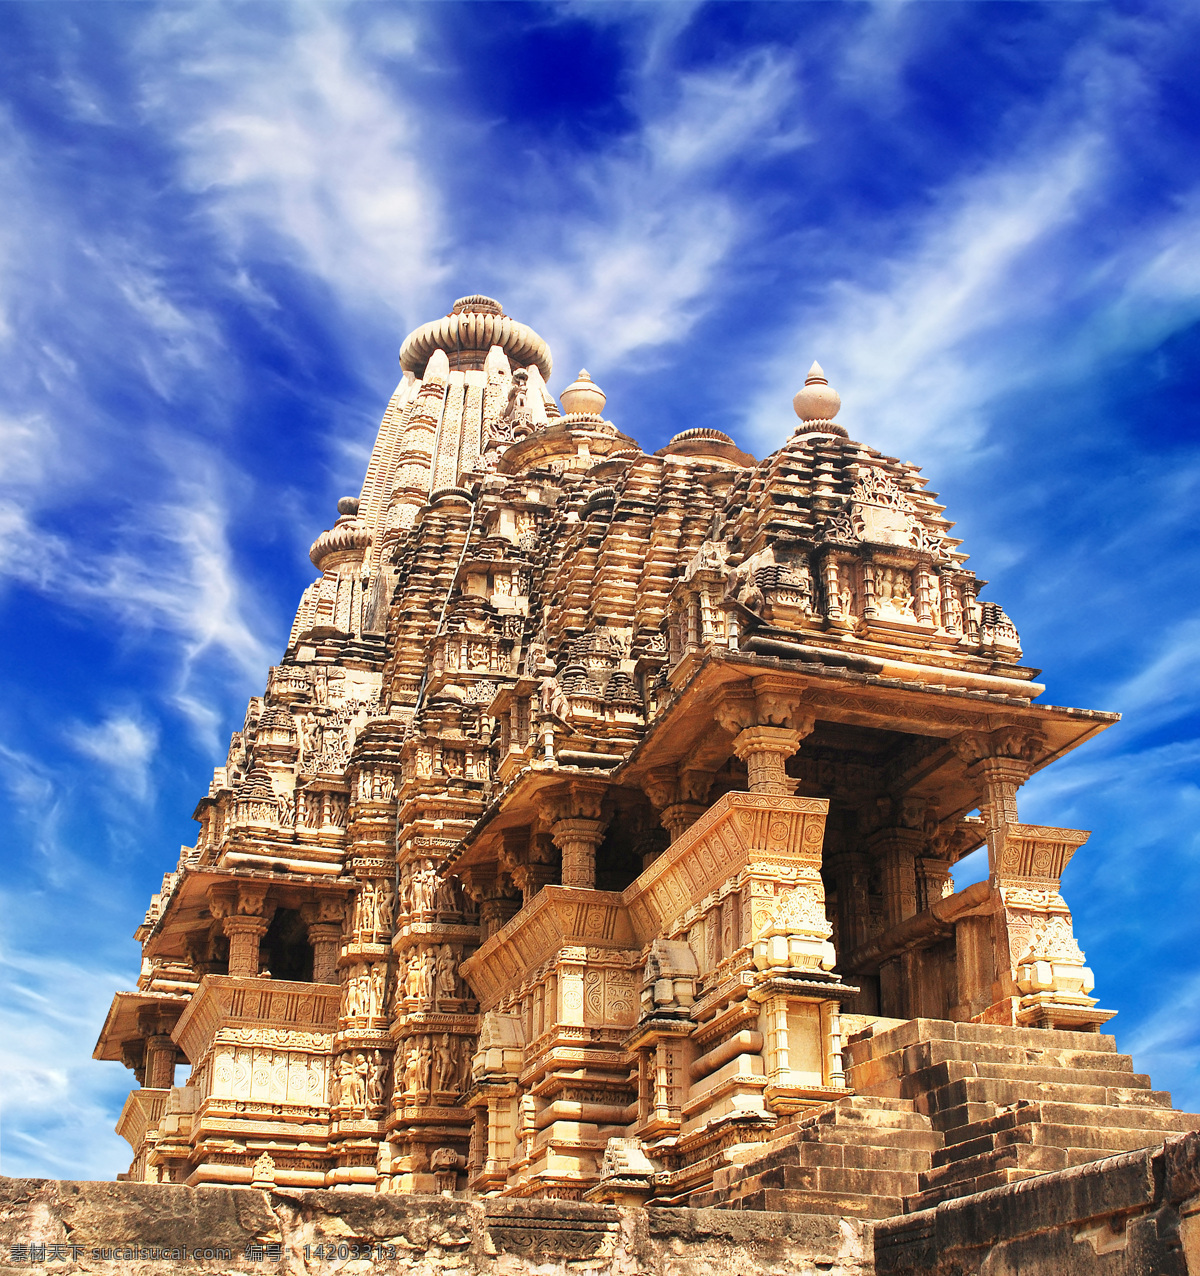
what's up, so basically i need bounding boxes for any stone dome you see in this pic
[310,514,372,571]
[792,361,842,422]
[399,296,552,381]
[560,369,607,416]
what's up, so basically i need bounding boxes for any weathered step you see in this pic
[900,1058,1153,1091]
[915,1077,1174,1122]
[726,1186,905,1219]
[1014,1121,1197,1155]
[1035,1101,1200,1133]
[908,1166,1040,1211]
[852,1038,1138,1083]
[847,1018,1120,1064]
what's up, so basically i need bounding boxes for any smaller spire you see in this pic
[793,360,841,422]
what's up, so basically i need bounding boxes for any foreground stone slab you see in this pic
[0,1177,872,1276]
[873,1128,1200,1275]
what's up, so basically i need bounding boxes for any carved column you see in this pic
[223,915,271,977]
[210,884,274,978]
[498,829,559,904]
[553,819,607,888]
[954,727,1044,874]
[732,726,806,795]
[304,897,346,986]
[538,781,610,890]
[828,850,872,956]
[143,1035,178,1090]
[870,826,924,930]
[464,867,521,940]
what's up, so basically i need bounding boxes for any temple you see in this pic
[95,295,1199,1215]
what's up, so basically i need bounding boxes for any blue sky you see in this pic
[1,1,1198,1181]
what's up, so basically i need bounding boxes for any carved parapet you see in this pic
[640,938,699,1016]
[625,792,830,947]
[993,822,1087,887]
[171,975,340,1081]
[987,823,1114,1031]
[460,887,637,1011]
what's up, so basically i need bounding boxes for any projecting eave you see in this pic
[93,990,189,1061]
[140,865,355,963]
[615,649,1118,826]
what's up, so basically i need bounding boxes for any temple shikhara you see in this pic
[95,296,1200,1216]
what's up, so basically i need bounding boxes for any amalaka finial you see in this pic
[792,360,841,422]
[560,368,607,417]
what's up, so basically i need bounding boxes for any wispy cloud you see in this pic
[0,945,135,1180]
[742,131,1102,461]
[511,49,805,376]
[138,4,448,338]
[66,713,159,803]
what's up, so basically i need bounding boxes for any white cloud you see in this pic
[741,132,1102,461]
[66,714,160,803]
[137,3,449,337]
[0,945,135,1180]
[513,50,806,378]
[1122,969,1200,1113]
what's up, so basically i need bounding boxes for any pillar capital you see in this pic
[222,913,271,977]
[536,781,611,889]
[732,724,811,795]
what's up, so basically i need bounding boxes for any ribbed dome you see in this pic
[399,297,552,381]
[309,515,372,571]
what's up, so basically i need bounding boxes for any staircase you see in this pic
[688,1095,941,1218]
[846,1017,1200,1210]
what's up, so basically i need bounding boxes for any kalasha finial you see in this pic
[792,361,841,422]
[560,368,607,417]
[336,496,360,517]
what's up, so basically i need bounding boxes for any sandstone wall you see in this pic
[0,1178,871,1276]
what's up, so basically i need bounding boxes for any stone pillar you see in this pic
[223,915,270,977]
[143,1035,177,1090]
[210,884,274,978]
[732,725,805,795]
[464,867,522,940]
[309,923,342,984]
[828,850,872,956]
[953,727,1044,874]
[498,829,559,904]
[304,897,346,985]
[871,827,924,929]
[553,819,606,888]
[916,855,953,912]
[643,766,708,844]
[538,781,610,891]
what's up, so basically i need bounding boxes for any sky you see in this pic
[0,0,1198,1182]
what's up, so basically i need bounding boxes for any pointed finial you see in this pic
[793,360,841,421]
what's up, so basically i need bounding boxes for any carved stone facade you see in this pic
[95,297,1189,1210]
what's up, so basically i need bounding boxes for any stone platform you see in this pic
[6,1133,1200,1276]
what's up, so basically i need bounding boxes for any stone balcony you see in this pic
[169,975,341,1187]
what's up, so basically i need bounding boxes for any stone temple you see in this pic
[93,295,1200,1229]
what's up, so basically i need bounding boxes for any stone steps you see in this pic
[689,1095,940,1219]
[843,1018,1200,1213]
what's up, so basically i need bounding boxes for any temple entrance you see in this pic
[260,907,314,982]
